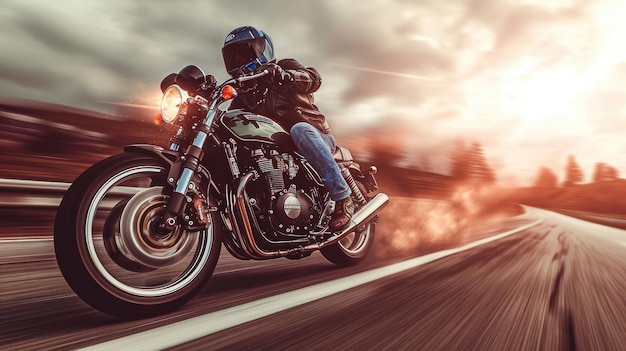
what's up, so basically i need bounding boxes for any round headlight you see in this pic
[160,85,188,124]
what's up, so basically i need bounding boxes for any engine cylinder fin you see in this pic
[255,153,285,194]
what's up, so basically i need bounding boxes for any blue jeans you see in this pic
[290,122,351,201]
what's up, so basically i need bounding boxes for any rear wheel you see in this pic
[54,153,221,319]
[321,180,375,266]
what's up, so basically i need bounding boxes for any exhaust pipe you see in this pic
[308,193,389,251]
[338,193,388,237]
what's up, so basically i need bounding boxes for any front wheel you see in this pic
[321,181,375,266]
[54,152,221,319]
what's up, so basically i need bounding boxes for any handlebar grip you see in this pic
[235,69,269,84]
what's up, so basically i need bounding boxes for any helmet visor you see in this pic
[222,38,266,75]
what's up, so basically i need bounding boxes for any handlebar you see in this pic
[233,69,269,84]
[198,69,271,104]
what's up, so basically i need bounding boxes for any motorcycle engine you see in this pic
[272,187,313,226]
[251,148,316,234]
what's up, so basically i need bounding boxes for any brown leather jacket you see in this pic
[229,58,331,134]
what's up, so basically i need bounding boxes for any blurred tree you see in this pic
[471,143,496,184]
[606,165,619,180]
[449,141,470,180]
[592,162,620,182]
[563,155,583,186]
[534,167,558,188]
[592,163,604,183]
[449,141,496,184]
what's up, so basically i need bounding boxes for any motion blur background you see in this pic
[2,0,626,240]
[3,0,626,182]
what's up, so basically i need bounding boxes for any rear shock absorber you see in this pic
[341,166,367,206]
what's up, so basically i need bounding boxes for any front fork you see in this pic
[159,102,224,233]
[122,144,208,236]
[160,143,206,233]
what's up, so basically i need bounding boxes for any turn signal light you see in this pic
[153,113,163,125]
[221,85,237,100]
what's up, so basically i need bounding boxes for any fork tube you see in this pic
[172,103,219,196]
[163,105,220,229]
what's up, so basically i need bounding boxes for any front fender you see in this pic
[124,144,180,165]
[124,144,219,197]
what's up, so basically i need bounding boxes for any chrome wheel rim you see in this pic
[338,223,372,255]
[84,165,213,298]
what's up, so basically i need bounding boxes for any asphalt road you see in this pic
[2,207,626,350]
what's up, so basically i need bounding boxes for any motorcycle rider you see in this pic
[221,26,354,231]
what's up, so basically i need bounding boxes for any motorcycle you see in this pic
[54,65,389,319]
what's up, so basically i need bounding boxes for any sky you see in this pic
[2,0,626,186]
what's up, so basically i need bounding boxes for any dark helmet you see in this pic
[222,26,275,77]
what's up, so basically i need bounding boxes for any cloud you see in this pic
[2,0,626,185]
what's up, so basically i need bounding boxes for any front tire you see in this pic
[54,153,221,319]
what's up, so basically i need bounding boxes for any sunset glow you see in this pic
[3,0,626,186]
[502,68,582,121]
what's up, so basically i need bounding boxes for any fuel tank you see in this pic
[219,109,292,146]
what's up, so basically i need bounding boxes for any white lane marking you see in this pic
[0,237,53,243]
[79,218,543,351]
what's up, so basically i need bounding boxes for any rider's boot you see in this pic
[329,196,354,231]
